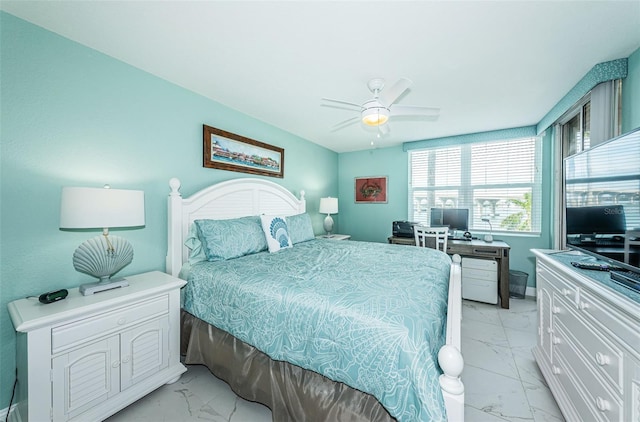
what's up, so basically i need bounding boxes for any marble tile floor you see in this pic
[107,298,564,422]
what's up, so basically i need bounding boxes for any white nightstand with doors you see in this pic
[7,271,186,422]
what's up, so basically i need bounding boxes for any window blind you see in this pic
[409,137,542,234]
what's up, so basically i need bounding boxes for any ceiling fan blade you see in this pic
[321,98,363,111]
[378,78,412,106]
[390,104,440,117]
[331,116,361,131]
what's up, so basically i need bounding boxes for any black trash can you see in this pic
[509,270,528,299]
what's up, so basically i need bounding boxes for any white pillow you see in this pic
[260,215,292,253]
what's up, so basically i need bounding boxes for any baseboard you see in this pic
[525,286,536,298]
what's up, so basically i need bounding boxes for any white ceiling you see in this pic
[2,1,640,153]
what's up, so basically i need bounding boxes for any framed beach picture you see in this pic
[355,176,388,203]
[203,125,284,178]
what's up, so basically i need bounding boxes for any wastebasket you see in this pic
[509,270,528,299]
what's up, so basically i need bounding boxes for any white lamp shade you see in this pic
[60,187,145,229]
[319,197,338,215]
[361,107,390,126]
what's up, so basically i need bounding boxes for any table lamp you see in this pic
[319,197,338,237]
[60,185,145,295]
[481,218,493,243]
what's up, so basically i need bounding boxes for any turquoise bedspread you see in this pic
[183,239,452,421]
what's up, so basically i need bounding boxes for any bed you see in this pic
[166,177,464,421]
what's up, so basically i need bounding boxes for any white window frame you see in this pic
[408,136,542,235]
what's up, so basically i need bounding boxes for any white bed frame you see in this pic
[166,177,464,421]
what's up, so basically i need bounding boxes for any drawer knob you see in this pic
[595,352,610,366]
[122,355,130,363]
[552,306,561,314]
[579,302,589,311]
[117,318,127,325]
[562,288,570,296]
[552,366,561,375]
[596,396,610,412]
[111,361,120,368]
[552,336,561,345]
[546,327,553,334]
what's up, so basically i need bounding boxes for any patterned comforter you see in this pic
[183,239,452,421]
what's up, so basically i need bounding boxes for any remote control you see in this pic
[570,261,614,271]
[39,289,69,304]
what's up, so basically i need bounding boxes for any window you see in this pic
[409,137,542,234]
[562,101,590,156]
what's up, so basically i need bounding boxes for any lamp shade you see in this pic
[319,197,338,215]
[60,187,145,229]
[361,103,390,126]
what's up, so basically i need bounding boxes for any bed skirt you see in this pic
[181,310,395,422]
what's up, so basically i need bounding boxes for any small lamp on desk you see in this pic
[481,218,493,243]
[319,197,338,237]
[60,185,145,295]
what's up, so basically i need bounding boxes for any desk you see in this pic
[388,236,511,308]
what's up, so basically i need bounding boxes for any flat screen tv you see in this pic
[430,208,469,234]
[564,126,640,284]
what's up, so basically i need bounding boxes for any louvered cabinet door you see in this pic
[52,335,120,421]
[120,316,170,390]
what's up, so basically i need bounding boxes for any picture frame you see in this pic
[203,124,284,178]
[355,176,388,203]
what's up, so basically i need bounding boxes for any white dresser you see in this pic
[531,250,640,422]
[8,271,187,422]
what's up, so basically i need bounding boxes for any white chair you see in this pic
[414,225,449,252]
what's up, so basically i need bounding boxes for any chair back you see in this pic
[414,225,449,252]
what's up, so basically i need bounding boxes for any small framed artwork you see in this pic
[355,176,388,203]
[203,124,284,178]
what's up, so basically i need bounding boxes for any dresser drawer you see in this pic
[52,295,169,353]
[555,324,623,422]
[577,287,640,356]
[539,263,577,302]
[553,295,624,392]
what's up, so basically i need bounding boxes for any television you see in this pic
[566,205,626,242]
[430,208,469,235]
[564,127,640,287]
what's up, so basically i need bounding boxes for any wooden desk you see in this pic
[388,236,511,308]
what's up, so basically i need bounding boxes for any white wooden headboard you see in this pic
[166,177,306,277]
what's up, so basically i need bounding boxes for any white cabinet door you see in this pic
[536,269,554,363]
[52,335,120,421]
[120,316,170,390]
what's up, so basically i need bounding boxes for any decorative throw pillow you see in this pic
[286,213,315,244]
[184,223,208,264]
[194,216,268,261]
[260,215,293,253]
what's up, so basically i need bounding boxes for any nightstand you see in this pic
[7,271,186,422]
[316,234,351,240]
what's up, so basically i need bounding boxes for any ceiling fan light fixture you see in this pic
[361,107,389,126]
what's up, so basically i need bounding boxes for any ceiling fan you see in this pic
[322,78,440,134]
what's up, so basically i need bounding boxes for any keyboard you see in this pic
[595,239,624,246]
[610,269,640,292]
[447,236,474,241]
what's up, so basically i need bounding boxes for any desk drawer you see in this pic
[52,295,169,353]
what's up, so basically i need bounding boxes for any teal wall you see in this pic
[0,13,338,409]
[622,47,640,133]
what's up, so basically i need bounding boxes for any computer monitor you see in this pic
[565,205,626,236]
[430,208,469,233]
